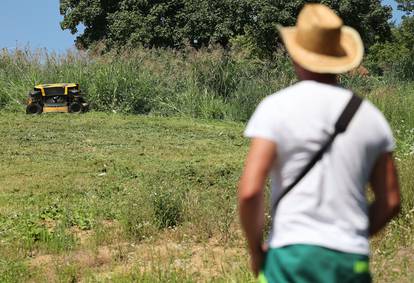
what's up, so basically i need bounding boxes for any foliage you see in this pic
[320,0,392,48]
[396,0,414,14]
[60,0,392,56]
[0,259,30,283]
[365,0,414,79]
[396,15,414,48]
[152,190,183,229]
[0,47,295,120]
[366,15,414,80]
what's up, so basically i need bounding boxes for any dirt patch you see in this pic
[93,234,248,280]
[70,226,94,246]
[396,247,414,259]
[28,226,249,282]
[70,246,112,268]
[28,254,57,282]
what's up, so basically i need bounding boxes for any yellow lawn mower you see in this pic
[26,83,89,114]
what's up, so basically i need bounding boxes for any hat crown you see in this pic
[296,4,344,56]
[278,3,364,74]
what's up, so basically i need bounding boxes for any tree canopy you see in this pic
[396,0,414,14]
[60,0,392,55]
[366,14,414,78]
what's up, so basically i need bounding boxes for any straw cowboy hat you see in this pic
[278,4,364,74]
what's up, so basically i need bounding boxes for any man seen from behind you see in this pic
[238,4,401,283]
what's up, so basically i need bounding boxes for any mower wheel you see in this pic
[26,103,43,115]
[69,101,82,113]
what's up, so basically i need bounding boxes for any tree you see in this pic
[322,0,392,47]
[60,0,392,54]
[396,0,414,14]
[366,15,414,79]
[60,0,120,49]
[396,15,414,48]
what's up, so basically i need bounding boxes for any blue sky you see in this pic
[0,0,406,54]
[0,0,83,53]
[384,0,406,22]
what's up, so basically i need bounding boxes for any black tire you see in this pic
[28,92,41,103]
[69,102,82,113]
[26,103,42,115]
[81,103,89,112]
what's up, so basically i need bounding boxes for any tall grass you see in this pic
[2,47,412,121]
[0,47,296,121]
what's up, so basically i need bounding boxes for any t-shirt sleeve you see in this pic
[244,97,281,144]
[365,100,396,155]
[379,119,395,153]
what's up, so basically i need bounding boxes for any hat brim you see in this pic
[278,25,364,74]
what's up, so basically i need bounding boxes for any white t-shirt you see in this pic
[244,80,395,255]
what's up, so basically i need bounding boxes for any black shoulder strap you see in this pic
[270,94,363,217]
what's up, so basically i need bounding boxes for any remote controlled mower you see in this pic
[26,83,89,114]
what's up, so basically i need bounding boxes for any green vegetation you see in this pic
[0,83,413,281]
[1,46,413,119]
[0,106,412,282]
[60,0,392,54]
[58,0,414,79]
[0,112,252,282]
[396,0,414,14]
[367,15,414,79]
[0,22,413,281]
[0,47,296,121]
[0,0,412,281]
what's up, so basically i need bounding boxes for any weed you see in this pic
[57,263,80,283]
[120,192,156,241]
[151,190,183,229]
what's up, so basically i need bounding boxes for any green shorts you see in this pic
[259,245,371,283]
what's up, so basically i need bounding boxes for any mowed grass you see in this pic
[0,112,252,282]
[0,110,413,282]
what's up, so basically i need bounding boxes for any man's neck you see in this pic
[299,74,338,86]
[293,63,339,86]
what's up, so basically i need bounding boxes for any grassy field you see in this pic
[0,109,413,282]
[0,112,253,282]
[0,48,413,282]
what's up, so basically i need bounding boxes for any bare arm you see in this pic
[369,152,401,236]
[238,138,276,276]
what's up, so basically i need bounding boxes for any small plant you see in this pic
[69,209,94,231]
[151,190,183,229]
[39,203,64,221]
[120,195,155,241]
